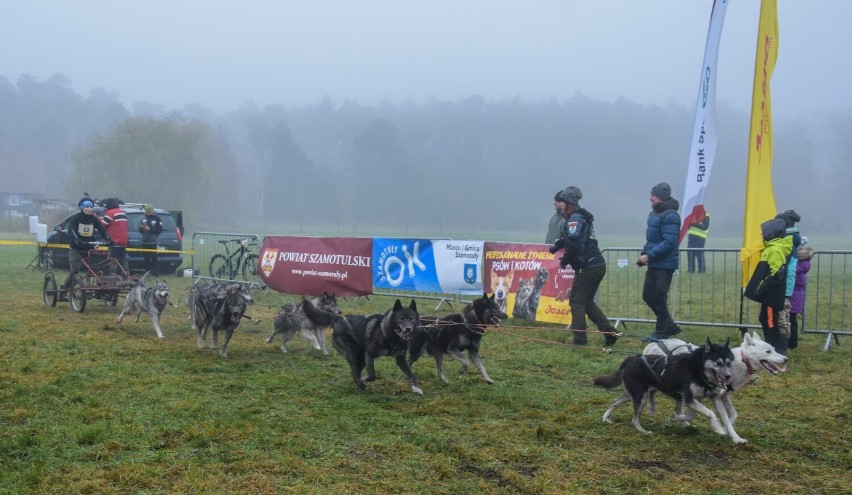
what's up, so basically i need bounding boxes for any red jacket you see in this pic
[102,207,129,246]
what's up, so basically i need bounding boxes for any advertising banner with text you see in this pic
[259,236,373,296]
[484,241,574,325]
[372,238,484,294]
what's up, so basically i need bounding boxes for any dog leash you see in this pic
[487,327,619,354]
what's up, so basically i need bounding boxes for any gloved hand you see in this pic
[549,238,565,254]
[559,255,569,269]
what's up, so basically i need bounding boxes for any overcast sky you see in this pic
[2,1,849,118]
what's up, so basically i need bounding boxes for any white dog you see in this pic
[489,269,513,314]
[641,332,788,444]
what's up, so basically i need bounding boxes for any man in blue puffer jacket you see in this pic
[636,182,681,341]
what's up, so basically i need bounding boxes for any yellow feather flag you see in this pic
[741,0,779,287]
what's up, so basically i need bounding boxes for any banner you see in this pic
[258,236,373,296]
[678,0,728,244]
[372,238,484,293]
[484,242,573,325]
[741,0,779,286]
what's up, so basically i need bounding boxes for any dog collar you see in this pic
[741,348,756,376]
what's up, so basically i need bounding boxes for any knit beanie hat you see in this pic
[554,190,564,202]
[559,186,582,205]
[651,182,672,201]
[775,209,801,227]
[79,196,94,209]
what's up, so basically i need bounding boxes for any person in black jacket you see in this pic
[139,204,164,277]
[61,196,110,294]
[744,218,793,353]
[549,186,618,347]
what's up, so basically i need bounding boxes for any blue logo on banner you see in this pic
[464,263,477,285]
[373,238,441,292]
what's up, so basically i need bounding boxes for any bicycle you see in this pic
[208,238,259,281]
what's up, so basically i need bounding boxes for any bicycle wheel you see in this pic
[209,254,232,280]
[242,254,259,280]
[41,248,55,271]
[70,274,87,313]
[43,272,58,307]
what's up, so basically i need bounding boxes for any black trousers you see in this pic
[142,243,159,277]
[687,235,706,273]
[569,264,613,342]
[642,267,677,334]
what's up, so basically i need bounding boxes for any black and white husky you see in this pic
[594,338,734,440]
[117,271,169,339]
[329,299,423,395]
[410,293,507,384]
[638,332,789,444]
[266,292,341,355]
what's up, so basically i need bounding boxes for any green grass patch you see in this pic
[0,244,849,494]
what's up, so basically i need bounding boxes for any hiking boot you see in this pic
[666,326,683,337]
[603,332,619,347]
[571,331,588,346]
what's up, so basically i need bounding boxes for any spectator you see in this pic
[139,204,163,278]
[61,196,110,296]
[549,186,618,347]
[776,209,801,354]
[687,211,710,273]
[636,182,681,341]
[101,198,129,276]
[789,238,812,350]
[745,218,792,353]
[546,190,567,244]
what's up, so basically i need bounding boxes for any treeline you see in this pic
[2,73,848,240]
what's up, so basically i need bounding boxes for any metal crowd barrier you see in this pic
[190,232,264,288]
[599,248,850,349]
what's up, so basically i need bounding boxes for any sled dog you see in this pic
[636,332,789,444]
[331,299,423,395]
[266,292,341,355]
[410,292,507,384]
[594,338,734,440]
[117,271,170,339]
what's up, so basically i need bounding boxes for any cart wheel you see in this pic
[69,274,87,313]
[43,272,58,307]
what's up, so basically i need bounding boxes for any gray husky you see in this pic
[188,282,253,357]
[117,271,169,338]
[594,338,734,439]
[330,299,423,395]
[266,292,341,355]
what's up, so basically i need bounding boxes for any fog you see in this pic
[2,1,850,244]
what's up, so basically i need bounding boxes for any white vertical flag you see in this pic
[678,0,728,244]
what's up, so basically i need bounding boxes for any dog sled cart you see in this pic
[42,243,134,313]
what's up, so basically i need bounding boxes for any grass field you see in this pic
[0,243,849,495]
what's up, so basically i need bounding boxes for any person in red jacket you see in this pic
[101,198,129,276]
